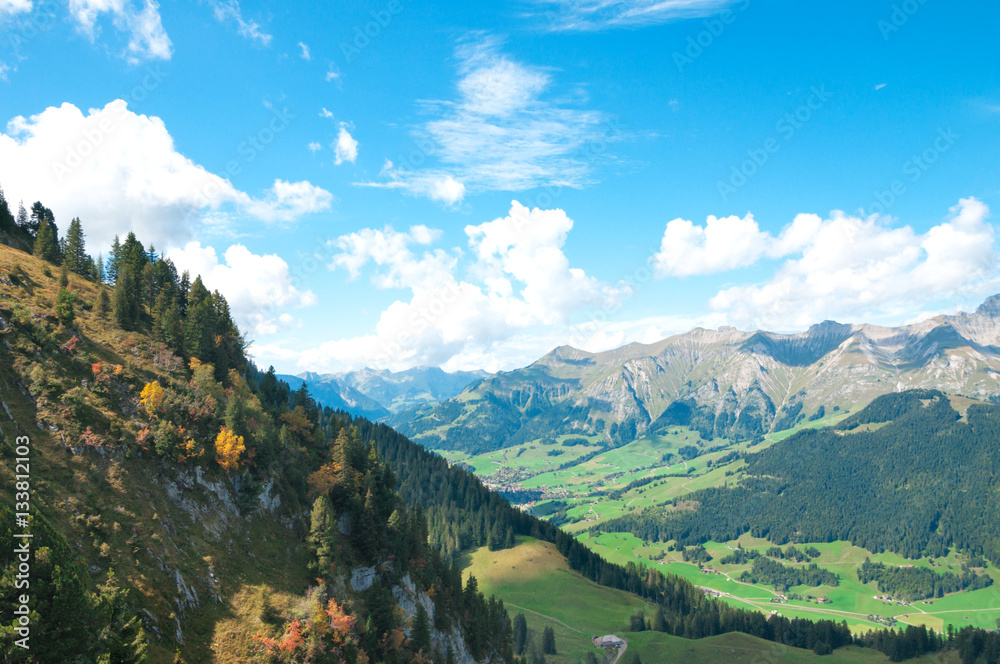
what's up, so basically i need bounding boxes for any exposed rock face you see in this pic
[400,296,1000,450]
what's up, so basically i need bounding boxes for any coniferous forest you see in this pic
[2,200,1000,663]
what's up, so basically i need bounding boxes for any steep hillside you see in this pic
[399,301,1000,453]
[0,240,512,664]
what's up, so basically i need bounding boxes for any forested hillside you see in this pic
[598,390,1000,565]
[1,198,998,664]
[0,208,513,663]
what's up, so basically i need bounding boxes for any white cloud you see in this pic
[333,123,358,165]
[875,83,887,90]
[359,37,609,203]
[208,0,271,47]
[243,179,334,223]
[319,107,333,119]
[533,0,742,31]
[654,213,771,277]
[357,160,466,206]
[706,199,997,330]
[308,141,321,152]
[325,64,341,82]
[167,242,317,337]
[68,0,172,63]
[286,201,623,372]
[0,100,332,251]
[0,0,32,16]
[298,41,310,60]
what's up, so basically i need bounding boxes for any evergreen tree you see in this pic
[34,217,60,263]
[16,201,28,233]
[585,652,600,664]
[512,613,528,655]
[63,216,88,274]
[308,495,337,577]
[652,605,667,632]
[95,252,105,283]
[55,288,75,324]
[629,653,643,664]
[97,288,111,316]
[541,626,556,655]
[0,185,14,233]
[411,604,432,654]
[113,262,142,330]
[107,235,122,284]
[28,200,53,238]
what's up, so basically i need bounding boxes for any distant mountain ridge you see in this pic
[279,366,490,420]
[397,295,1000,453]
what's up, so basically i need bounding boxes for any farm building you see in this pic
[600,635,625,647]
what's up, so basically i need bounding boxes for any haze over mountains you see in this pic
[279,366,490,421]
[395,295,1000,453]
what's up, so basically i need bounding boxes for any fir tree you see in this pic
[63,217,88,275]
[512,613,527,655]
[411,604,432,655]
[97,288,111,316]
[0,185,14,233]
[34,218,60,263]
[542,626,556,655]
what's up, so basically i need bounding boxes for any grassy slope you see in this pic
[463,538,955,664]
[0,244,315,663]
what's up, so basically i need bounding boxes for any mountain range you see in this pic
[278,366,490,421]
[396,295,1000,453]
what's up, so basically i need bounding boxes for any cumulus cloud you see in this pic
[207,0,271,47]
[333,123,358,165]
[308,141,321,152]
[0,0,32,17]
[167,241,317,337]
[359,36,609,204]
[532,0,743,31]
[67,0,172,63]
[704,199,997,329]
[298,41,310,60]
[280,201,623,372]
[0,100,332,250]
[654,213,772,277]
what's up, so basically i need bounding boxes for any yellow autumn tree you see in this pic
[139,380,165,417]
[215,426,245,472]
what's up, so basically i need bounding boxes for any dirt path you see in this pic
[502,603,584,635]
[610,640,627,664]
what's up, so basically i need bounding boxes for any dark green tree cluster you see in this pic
[0,505,146,663]
[738,557,839,592]
[858,559,992,601]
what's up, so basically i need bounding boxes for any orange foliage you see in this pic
[214,426,245,472]
[307,461,342,497]
[281,406,315,442]
[326,599,357,634]
[139,380,165,417]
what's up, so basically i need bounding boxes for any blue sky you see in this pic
[1,0,998,374]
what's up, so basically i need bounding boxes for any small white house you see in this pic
[600,635,624,647]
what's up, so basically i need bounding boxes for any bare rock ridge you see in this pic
[399,295,1000,452]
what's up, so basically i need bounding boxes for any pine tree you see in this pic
[542,626,556,655]
[113,263,142,330]
[34,218,60,263]
[512,613,527,655]
[95,253,105,283]
[308,495,338,577]
[97,288,111,316]
[55,288,75,324]
[63,217,88,275]
[411,604,432,654]
[107,235,122,284]
[652,605,667,632]
[15,200,27,230]
[0,185,14,233]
